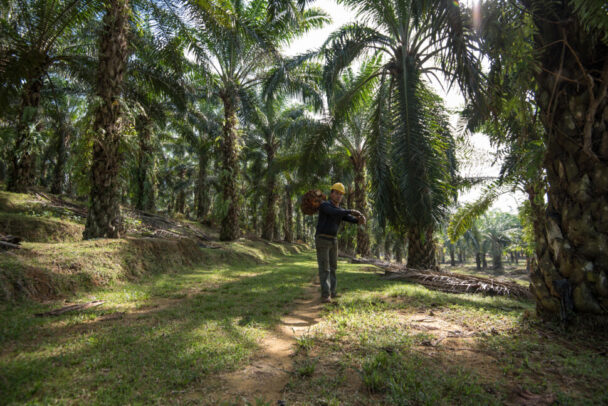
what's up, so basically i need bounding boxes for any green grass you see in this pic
[0,191,84,243]
[0,235,306,302]
[1,191,606,406]
[0,250,318,405]
[3,254,607,405]
[282,262,608,405]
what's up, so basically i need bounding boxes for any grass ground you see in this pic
[2,254,607,405]
[284,263,608,406]
[0,250,316,405]
[2,191,607,405]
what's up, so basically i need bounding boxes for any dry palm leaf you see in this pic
[352,258,532,299]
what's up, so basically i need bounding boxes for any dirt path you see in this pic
[218,280,323,404]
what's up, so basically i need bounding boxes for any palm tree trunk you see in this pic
[83,0,129,239]
[7,75,45,192]
[219,92,240,241]
[475,252,482,271]
[135,116,155,212]
[195,149,210,220]
[261,143,277,240]
[375,234,384,260]
[384,237,392,262]
[525,0,608,323]
[394,235,404,263]
[353,155,371,257]
[175,168,186,215]
[51,122,70,195]
[492,251,503,272]
[449,244,456,266]
[39,142,53,187]
[296,209,303,241]
[407,226,437,270]
[283,187,293,243]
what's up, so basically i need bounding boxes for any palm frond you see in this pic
[447,181,506,242]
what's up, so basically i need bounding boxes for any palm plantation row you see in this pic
[1,0,607,323]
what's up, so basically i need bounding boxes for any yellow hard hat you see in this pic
[331,182,346,194]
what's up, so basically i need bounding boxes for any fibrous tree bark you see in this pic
[407,226,437,270]
[525,4,608,321]
[134,115,156,212]
[352,154,371,257]
[8,68,46,192]
[219,91,240,241]
[83,0,130,239]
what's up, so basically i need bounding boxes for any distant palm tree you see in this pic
[1,0,98,192]
[188,0,328,240]
[245,93,312,241]
[479,212,521,272]
[175,100,222,222]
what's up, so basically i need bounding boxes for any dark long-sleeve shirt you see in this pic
[315,201,358,238]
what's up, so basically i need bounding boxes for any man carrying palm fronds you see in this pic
[315,182,366,303]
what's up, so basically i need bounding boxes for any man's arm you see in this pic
[342,214,359,224]
[319,202,353,217]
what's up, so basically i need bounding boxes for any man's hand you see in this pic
[350,209,362,217]
[358,215,366,225]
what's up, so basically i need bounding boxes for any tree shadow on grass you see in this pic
[0,250,317,404]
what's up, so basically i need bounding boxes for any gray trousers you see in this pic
[315,236,338,298]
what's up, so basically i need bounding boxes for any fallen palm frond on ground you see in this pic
[0,234,21,250]
[34,192,217,247]
[352,258,532,299]
[34,301,105,317]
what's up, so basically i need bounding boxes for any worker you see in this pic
[315,182,366,303]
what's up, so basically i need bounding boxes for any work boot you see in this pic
[321,296,332,303]
[331,293,340,299]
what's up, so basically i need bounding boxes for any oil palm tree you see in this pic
[187,0,328,240]
[0,0,99,192]
[175,100,222,222]
[84,0,196,238]
[83,0,130,239]
[327,62,381,257]
[477,0,608,320]
[318,0,481,269]
[242,90,318,241]
[479,212,521,272]
[125,22,192,212]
